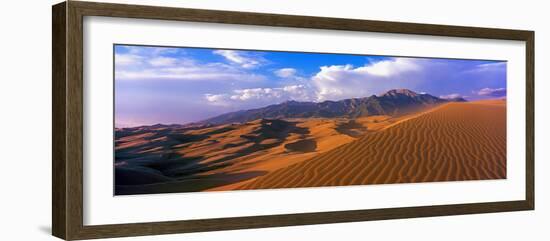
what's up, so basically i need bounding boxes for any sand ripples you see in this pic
[241,102,506,190]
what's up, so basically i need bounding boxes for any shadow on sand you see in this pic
[114,119,312,195]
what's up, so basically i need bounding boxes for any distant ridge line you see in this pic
[197,89,467,126]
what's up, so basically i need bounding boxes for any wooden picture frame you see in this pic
[52,1,534,240]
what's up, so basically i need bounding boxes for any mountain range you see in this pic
[197,89,466,126]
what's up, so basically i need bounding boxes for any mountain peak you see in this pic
[281,100,298,104]
[199,89,451,125]
[448,97,467,102]
[381,89,419,97]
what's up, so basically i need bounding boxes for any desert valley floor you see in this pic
[115,99,506,195]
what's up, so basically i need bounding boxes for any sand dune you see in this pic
[239,101,506,190]
[115,100,506,194]
[114,116,401,194]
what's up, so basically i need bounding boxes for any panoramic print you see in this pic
[114,44,507,195]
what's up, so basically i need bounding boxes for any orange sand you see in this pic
[239,101,506,190]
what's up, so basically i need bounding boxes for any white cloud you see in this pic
[274,68,297,78]
[231,88,278,101]
[148,56,178,67]
[121,46,181,56]
[477,62,506,69]
[358,58,420,77]
[477,87,506,97]
[205,85,313,106]
[282,85,306,94]
[116,64,265,82]
[213,50,263,69]
[311,58,422,101]
[465,61,506,73]
[204,94,231,106]
[114,54,143,66]
[439,93,462,99]
[232,85,311,101]
[150,47,181,56]
[115,48,265,82]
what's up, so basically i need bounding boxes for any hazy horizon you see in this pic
[115,45,507,127]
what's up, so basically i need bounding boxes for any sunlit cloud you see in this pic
[205,85,313,106]
[114,54,143,66]
[464,61,506,73]
[115,47,265,82]
[274,68,297,78]
[359,58,420,77]
[115,45,507,125]
[204,94,231,106]
[440,93,463,99]
[311,58,422,101]
[148,56,178,67]
[477,87,506,97]
[213,50,265,69]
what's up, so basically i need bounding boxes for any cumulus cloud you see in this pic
[477,87,506,97]
[204,57,423,106]
[274,68,297,78]
[204,94,231,106]
[312,58,422,101]
[230,88,281,101]
[439,93,462,99]
[359,58,420,77]
[205,85,313,106]
[116,45,509,126]
[213,50,264,69]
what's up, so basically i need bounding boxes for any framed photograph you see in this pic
[52,1,534,240]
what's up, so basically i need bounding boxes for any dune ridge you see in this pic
[239,101,506,190]
[114,116,391,194]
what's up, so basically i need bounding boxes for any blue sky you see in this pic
[115,44,506,127]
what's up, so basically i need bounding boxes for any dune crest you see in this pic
[239,101,506,190]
